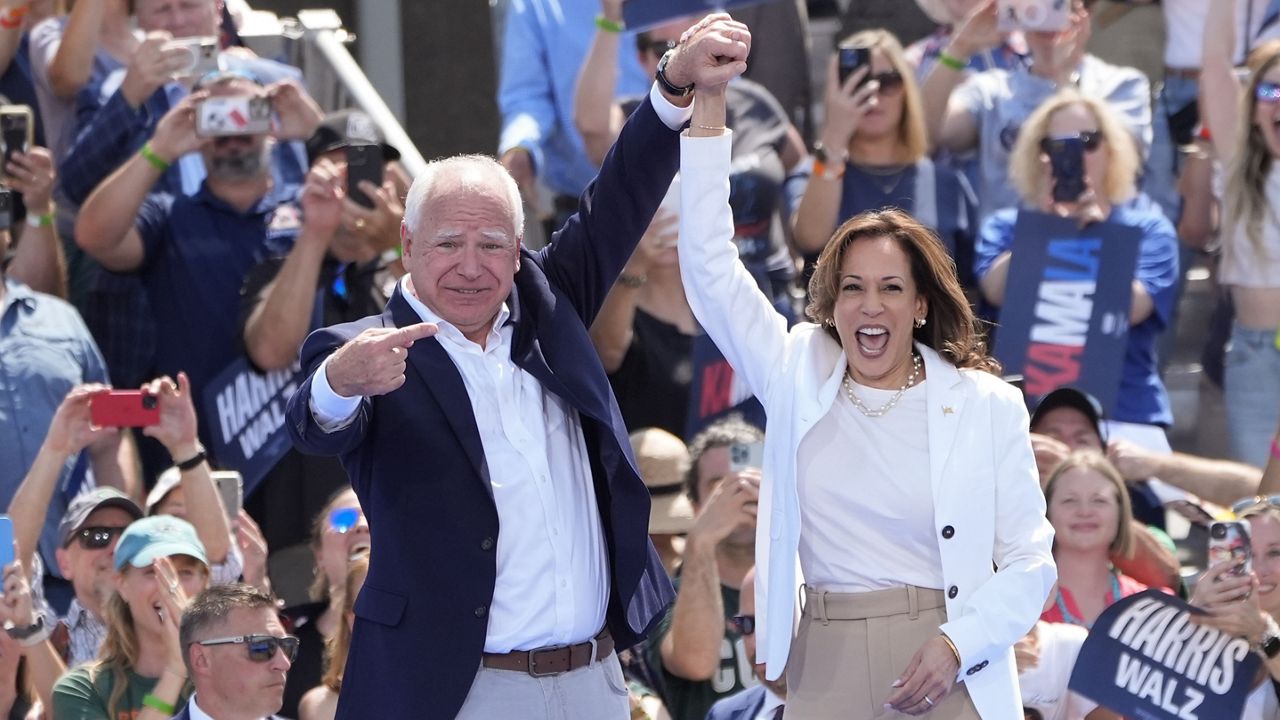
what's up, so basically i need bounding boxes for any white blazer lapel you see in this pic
[921,344,967,501]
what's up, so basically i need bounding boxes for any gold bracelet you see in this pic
[939,633,962,665]
[693,124,726,131]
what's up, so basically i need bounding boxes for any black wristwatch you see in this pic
[1261,632,1280,659]
[656,50,693,97]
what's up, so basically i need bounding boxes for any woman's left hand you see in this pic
[884,634,959,715]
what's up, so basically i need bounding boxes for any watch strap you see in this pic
[655,51,693,97]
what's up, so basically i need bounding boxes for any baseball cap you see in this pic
[58,488,144,547]
[305,109,401,165]
[630,428,695,535]
[114,516,209,571]
[1030,387,1105,440]
[145,467,183,515]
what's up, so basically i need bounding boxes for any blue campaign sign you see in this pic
[992,210,1142,414]
[1070,590,1259,720]
[201,357,306,496]
[623,0,778,32]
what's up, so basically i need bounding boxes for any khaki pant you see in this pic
[786,586,982,719]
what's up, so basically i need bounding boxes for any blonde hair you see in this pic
[806,208,999,373]
[321,554,369,693]
[1224,39,1280,263]
[1008,89,1140,205]
[1044,450,1134,558]
[838,29,928,163]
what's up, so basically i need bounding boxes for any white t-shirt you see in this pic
[1163,0,1211,69]
[1018,622,1099,720]
[796,381,943,592]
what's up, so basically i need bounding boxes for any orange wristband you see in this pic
[0,6,28,29]
[812,158,844,181]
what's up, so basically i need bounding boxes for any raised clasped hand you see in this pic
[660,13,752,97]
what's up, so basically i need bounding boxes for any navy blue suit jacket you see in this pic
[168,700,284,720]
[285,97,680,720]
[706,685,770,720]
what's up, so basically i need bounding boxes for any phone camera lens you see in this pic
[142,394,158,410]
[1211,525,1227,539]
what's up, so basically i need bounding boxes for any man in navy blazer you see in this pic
[706,568,786,720]
[284,14,753,719]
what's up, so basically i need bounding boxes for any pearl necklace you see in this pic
[842,352,922,418]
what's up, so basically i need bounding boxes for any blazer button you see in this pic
[947,585,958,599]
[474,606,488,618]
[967,665,980,676]
[480,537,495,551]
[941,525,955,539]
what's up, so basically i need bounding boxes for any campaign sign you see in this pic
[992,210,1142,414]
[201,357,305,495]
[685,332,765,439]
[1069,590,1259,720]
[623,0,779,32]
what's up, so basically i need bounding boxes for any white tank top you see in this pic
[1220,169,1280,289]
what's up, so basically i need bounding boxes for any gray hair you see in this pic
[180,583,277,675]
[402,154,524,240]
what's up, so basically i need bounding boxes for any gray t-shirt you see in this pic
[953,53,1151,222]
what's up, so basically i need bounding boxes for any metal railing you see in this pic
[234,7,427,178]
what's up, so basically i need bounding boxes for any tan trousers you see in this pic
[786,585,982,719]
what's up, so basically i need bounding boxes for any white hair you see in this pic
[402,154,524,241]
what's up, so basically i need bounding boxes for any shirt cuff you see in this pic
[650,82,694,131]
[308,355,362,431]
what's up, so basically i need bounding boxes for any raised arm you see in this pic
[573,0,629,168]
[920,0,996,152]
[46,0,111,99]
[1202,0,1241,161]
[588,211,677,372]
[75,93,207,271]
[7,385,116,576]
[0,5,30,79]
[243,160,341,371]
[4,148,65,297]
[142,373,231,564]
[1253,423,1280,495]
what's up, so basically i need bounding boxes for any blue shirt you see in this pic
[134,182,302,435]
[498,0,649,197]
[974,205,1179,426]
[0,278,108,576]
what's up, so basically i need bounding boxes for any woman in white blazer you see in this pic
[677,116,1056,718]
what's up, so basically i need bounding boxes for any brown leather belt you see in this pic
[482,629,614,677]
[1165,66,1200,80]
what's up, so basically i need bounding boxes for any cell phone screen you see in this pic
[1044,136,1086,203]
[838,47,871,87]
[345,144,383,209]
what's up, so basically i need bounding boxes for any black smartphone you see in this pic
[345,144,383,209]
[838,47,871,87]
[0,106,32,178]
[1043,136,1086,203]
[0,189,12,231]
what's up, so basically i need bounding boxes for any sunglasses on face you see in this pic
[196,634,300,663]
[868,71,904,94]
[1038,130,1103,154]
[729,614,755,635]
[645,39,677,58]
[1232,494,1280,516]
[1257,82,1280,103]
[72,526,127,550]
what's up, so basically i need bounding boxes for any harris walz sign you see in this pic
[201,357,305,495]
[1070,590,1260,720]
[992,210,1142,415]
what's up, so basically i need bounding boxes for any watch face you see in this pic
[1265,635,1280,658]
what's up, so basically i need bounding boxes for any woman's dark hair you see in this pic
[806,208,999,373]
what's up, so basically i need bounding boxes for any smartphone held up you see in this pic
[196,96,272,138]
[1208,521,1252,579]
[90,390,160,428]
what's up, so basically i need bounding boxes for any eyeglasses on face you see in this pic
[1038,130,1103,154]
[1256,82,1280,103]
[645,39,677,58]
[1232,494,1280,517]
[729,614,755,635]
[196,634,300,663]
[73,526,127,550]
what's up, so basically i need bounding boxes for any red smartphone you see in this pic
[89,391,160,427]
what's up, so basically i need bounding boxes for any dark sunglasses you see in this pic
[1232,495,1280,516]
[868,71,904,94]
[1257,82,1280,103]
[197,634,300,663]
[729,614,755,635]
[1038,130,1103,154]
[72,526,127,550]
[645,39,677,58]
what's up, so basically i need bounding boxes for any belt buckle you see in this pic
[526,646,561,678]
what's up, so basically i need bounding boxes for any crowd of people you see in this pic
[0,0,1278,718]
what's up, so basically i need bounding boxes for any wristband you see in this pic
[140,143,171,172]
[175,447,208,471]
[616,273,646,288]
[24,211,53,229]
[937,51,967,72]
[141,695,175,715]
[595,15,624,33]
[0,6,28,29]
